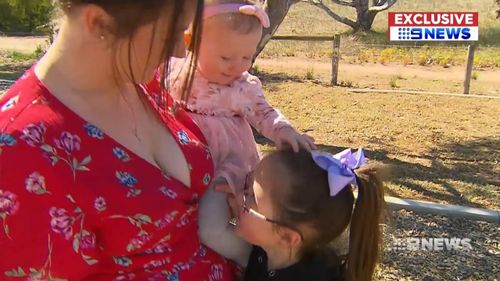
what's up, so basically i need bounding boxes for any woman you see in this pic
[0,0,234,280]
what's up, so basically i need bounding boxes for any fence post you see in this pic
[331,35,340,86]
[463,44,476,95]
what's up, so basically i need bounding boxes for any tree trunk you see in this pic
[359,10,377,31]
[355,0,376,32]
[254,0,299,59]
[496,0,500,18]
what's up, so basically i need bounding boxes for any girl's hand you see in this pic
[275,127,316,152]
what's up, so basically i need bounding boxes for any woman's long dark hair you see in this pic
[58,0,204,104]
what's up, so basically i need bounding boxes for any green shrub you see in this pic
[0,0,55,34]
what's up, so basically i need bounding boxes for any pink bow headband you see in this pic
[203,3,271,28]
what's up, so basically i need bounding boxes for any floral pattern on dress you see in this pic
[21,122,46,147]
[0,133,16,154]
[94,197,107,212]
[159,187,178,200]
[49,195,99,265]
[108,213,153,252]
[0,190,19,240]
[49,207,75,240]
[83,123,104,140]
[113,147,131,162]
[4,235,68,281]
[176,130,190,145]
[20,123,92,181]
[25,172,50,195]
[116,171,141,197]
[0,67,233,280]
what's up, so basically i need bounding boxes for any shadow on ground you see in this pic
[0,62,30,81]
[251,69,331,87]
[257,131,499,209]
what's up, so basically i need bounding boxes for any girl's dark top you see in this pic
[244,246,344,281]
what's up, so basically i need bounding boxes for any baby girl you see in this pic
[168,0,315,266]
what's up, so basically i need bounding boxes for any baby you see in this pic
[168,0,315,266]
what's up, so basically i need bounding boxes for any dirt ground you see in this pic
[255,57,500,96]
[0,36,47,53]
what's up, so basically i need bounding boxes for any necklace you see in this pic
[119,89,143,144]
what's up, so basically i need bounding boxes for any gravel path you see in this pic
[377,210,499,281]
[0,79,14,94]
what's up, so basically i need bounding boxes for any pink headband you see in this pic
[203,3,271,28]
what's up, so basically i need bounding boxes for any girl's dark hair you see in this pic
[57,0,203,104]
[264,149,387,281]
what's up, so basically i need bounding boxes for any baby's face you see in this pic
[197,19,262,85]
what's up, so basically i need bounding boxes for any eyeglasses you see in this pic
[242,172,282,225]
[242,172,304,240]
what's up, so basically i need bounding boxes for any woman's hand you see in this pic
[275,126,316,152]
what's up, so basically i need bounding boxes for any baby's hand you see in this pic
[275,126,316,152]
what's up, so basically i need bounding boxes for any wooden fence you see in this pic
[271,35,340,85]
[270,35,479,95]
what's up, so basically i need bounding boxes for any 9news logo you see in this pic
[388,12,479,41]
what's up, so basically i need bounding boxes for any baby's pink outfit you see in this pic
[169,58,291,193]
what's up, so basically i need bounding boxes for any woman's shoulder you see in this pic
[0,69,66,138]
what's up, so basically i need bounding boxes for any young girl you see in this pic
[168,0,315,266]
[233,148,387,281]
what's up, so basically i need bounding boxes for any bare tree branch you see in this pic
[330,0,356,7]
[306,0,358,28]
[496,0,500,19]
[368,0,398,12]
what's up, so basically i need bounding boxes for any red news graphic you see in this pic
[388,12,479,41]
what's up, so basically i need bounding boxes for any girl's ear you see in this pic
[277,227,302,248]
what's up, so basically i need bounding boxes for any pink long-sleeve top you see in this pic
[169,58,291,193]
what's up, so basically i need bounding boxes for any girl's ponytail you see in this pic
[345,164,388,281]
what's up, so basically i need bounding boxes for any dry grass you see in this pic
[255,57,500,96]
[254,62,500,210]
[0,36,47,54]
[0,50,35,82]
[260,0,500,68]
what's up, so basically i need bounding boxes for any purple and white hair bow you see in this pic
[311,148,366,196]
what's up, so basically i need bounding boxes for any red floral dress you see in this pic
[0,68,235,281]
